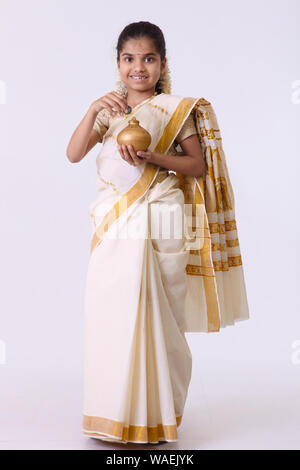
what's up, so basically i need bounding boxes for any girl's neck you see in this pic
[126,88,157,108]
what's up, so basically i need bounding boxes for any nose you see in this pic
[133,57,146,73]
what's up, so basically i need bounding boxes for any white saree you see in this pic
[82,93,250,444]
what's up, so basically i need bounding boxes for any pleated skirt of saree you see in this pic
[82,170,192,444]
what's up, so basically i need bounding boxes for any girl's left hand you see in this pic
[118,144,155,166]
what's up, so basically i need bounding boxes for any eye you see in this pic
[123,56,154,62]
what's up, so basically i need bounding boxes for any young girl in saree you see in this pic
[66,21,250,446]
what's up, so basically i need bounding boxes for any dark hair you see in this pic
[116,21,166,94]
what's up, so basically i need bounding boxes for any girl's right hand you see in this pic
[91,91,129,116]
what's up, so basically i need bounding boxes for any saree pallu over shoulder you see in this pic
[89,93,250,333]
[154,94,250,332]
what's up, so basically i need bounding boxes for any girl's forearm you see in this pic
[66,104,98,163]
[151,152,204,177]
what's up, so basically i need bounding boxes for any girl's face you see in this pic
[117,37,166,95]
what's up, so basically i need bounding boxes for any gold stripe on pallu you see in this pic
[192,178,220,332]
[90,97,198,254]
[186,264,216,276]
[154,97,198,154]
[90,163,158,253]
[83,414,182,443]
[186,256,242,274]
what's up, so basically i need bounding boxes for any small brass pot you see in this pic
[117,117,151,152]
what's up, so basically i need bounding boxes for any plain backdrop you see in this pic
[0,0,299,450]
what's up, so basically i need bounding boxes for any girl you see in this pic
[66,21,250,446]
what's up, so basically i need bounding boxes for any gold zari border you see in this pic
[186,255,242,275]
[83,414,182,443]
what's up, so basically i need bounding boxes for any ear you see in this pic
[161,57,167,74]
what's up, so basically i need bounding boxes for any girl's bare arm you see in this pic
[66,92,128,163]
[66,105,99,163]
[149,134,205,177]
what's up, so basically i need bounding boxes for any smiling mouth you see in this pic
[130,75,149,81]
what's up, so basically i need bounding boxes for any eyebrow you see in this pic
[121,52,157,57]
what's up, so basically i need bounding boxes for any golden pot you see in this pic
[117,117,151,152]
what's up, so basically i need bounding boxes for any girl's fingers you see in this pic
[137,150,150,159]
[111,92,129,113]
[122,144,134,164]
[127,145,142,165]
[110,97,127,114]
[102,96,124,115]
[118,144,130,163]
[118,144,143,166]
[118,144,126,160]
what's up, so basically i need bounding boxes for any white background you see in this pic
[0,0,299,450]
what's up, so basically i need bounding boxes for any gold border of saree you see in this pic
[82,414,182,443]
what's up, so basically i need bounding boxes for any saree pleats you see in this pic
[83,173,192,444]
